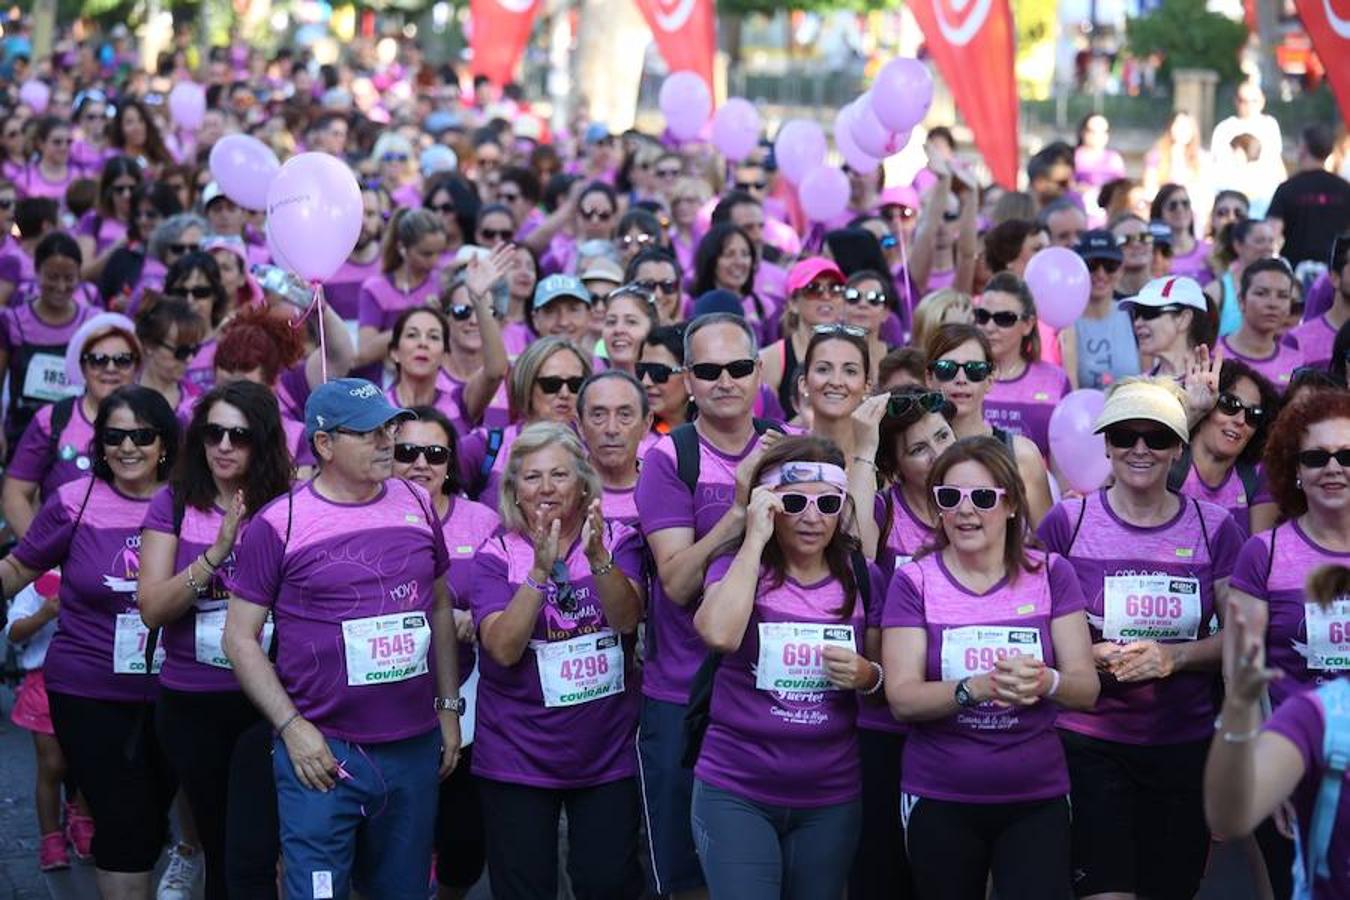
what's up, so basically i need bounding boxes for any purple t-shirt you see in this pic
[457,423,523,513]
[882,550,1084,803]
[227,480,450,743]
[696,556,881,807]
[1263,685,1350,899]
[184,337,217,392]
[0,300,97,432]
[468,524,644,788]
[1232,521,1350,708]
[984,361,1071,459]
[326,257,383,323]
[7,398,96,497]
[501,321,535,360]
[1176,460,1272,538]
[1284,315,1339,371]
[142,488,243,693]
[0,236,29,294]
[439,497,500,684]
[601,484,640,526]
[385,382,468,439]
[872,486,937,578]
[1168,239,1214,286]
[635,428,768,703]
[1218,336,1303,392]
[77,211,127,255]
[354,272,442,383]
[1037,490,1243,745]
[14,478,157,703]
[18,164,78,203]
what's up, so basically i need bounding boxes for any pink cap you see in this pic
[786,257,845,294]
[879,185,920,210]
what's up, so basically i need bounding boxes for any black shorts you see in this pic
[1060,730,1211,899]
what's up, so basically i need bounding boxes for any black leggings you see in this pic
[48,691,176,873]
[225,720,280,899]
[1255,815,1294,900]
[435,744,485,889]
[155,688,278,900]
[850,729,913,900]
[904,795,1072,900]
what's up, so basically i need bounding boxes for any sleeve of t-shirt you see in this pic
[456,429,487,497]
[0,254,20,287]
[6,406,54,483]
[1230,534,1272,600]
[704,553,734,589]
[866,562,888,628]
[1036,501,1075,555]
[1251,466,1274,506]
[225,516,286,609]
[357,282,382,329]
[1263,690,1323,787]
[1266,183,1290,222]
[1047,554,1086,617]
[469,539,513,626]
[609,524,645,585]
[141,486,178,535]
[881,566,926,629]
[635,443,695,535]
[1209,510,1245,580]
[76,211,98,237]
[11,490,75,572]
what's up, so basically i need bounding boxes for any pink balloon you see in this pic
[870,57,934,133]
[1024,247,1091,329]
[264,221,297,275]
[833,105,878,176]
[265,152,362,282]
[1048,389,1112,493]
[774,120,827,186]
[168,81,206,131]
[711,98,761,162]
[19,80,49,114]
[659,72,712,142]
[798,165,850,222]
[848,95,901,160]
[209,135,281,212]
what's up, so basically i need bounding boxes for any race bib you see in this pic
[535,630,624,708]
[22,352,77,403]
[193,606,274,669]
[1103,575,1202,641]
[940,626,1043,681]
[112,612,164,674]
[340,612,431,687]
[1305,600,1350,671]
[755,622,856,693]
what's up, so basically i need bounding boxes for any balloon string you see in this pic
[292,282,329,384]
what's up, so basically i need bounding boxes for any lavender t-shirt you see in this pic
[1218,336,1304,391]
[984,361,1071,459]
[325,257,383,323]
[7,399,96,497]
[440,497,500,683]
[696,556,881,807]
[1284,316,1338,370]
[1232,521,1350,708]
[1037,490,1242,745]
[872,486,937,579]
[601,484,640,526]
[469,524,644,788]
[1176,460,1272,538]
[14,478,157,703]
[456,423,523,513]
[227,480,450,743]
[635,428,768,703]
[355,272,442,383]
[883,550,1084,803]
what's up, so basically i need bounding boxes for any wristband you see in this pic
[590,557,615,577]
[185,562,204,595]
[523,573,550,594]
[852,455,877,470]
[860,660,885,695]
[202,548,221,570]
[277,712,301,735]
[1046,667,1061,698]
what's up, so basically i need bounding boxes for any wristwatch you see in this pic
[435,696,466,715]
[954,677,976,708]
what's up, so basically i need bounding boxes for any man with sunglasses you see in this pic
[634,312,775,898]
[1062,230,1140,390]
[224,378,463,900]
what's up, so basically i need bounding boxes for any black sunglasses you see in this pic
[0,198,13,210]
[81,351,137,370]
[167,243,200,256]
[636,278,679,295]
[1298,449,1350,469]
[1104,427,1181,451]
[111,183,136,195]
[844,288,886,307]
[1088,258,1122,274]
[394,442,451,466]
[102,427,159,447]
[888,391,946,418]
[637,361,685,384]
[203,424,253,447]
[1130,304,1185,322]
[974,309,1024,328]
[1214,392,1268,427]
[478,228,514,242]
[735,180,767,191]
[928,359,993,383]
[800,282,845,300]
[159,341,201,362]
[536,375,585,394]
[449,304,474,321]
[429,202,457,215]
[579,208,613,222]
[166,285,216,300]
[690,359,756,382]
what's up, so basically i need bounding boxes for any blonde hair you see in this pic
[910,288,974,356]
[497,423,602,535]
[507,336,593,421]
[671,175,711,206]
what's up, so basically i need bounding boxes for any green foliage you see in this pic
[1127,0,1247,82]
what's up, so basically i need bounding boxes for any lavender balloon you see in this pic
[18,80,49,114]
[265,153,362,282]
[209,135,282,212]
[870,58,934,133]
[659,72,712,142]
[1024,247,1091,329]
[1048,389,1112,493]
[711,98,762,162]
[848,95,901,160]
[168,82,206,131]
[833,105,878,176]
[774,120,828,186]
[798,165,850,222]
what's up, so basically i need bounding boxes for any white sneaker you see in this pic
[157,843,203,900]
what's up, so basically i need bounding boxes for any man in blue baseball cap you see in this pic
[224,377,463,900]
[532,273,594,347]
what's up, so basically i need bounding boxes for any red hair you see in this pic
[214,306,306,386]
[1263,388,1350,518]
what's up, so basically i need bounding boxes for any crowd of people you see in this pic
[0,23,1348,900]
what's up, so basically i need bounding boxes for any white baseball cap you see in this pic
[1118,275,1208,314]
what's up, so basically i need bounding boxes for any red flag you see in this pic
[1294,0,1350,123]
[635,0,717,93]
[470,0,541,87]
[907,0,1020,188]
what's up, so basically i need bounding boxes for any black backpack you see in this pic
[1166,446,1261,510]
[669,418,783,493]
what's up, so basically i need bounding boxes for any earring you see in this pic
[158,454,166,465]
[1297,477,1303,490]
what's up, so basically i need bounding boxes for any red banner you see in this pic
[1294,0,1350,123]
[469,0,541,87]
[636,0,717,94]
[907,0,1019,188]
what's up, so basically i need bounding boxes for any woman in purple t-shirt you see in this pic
[1219,258,1305,390]
[18,117,79,205]
[1152,183,1213,286]
[137,380,292,900]
[0,386,180,892]
[134,296,208,424]
[692,437,885,899]
[354,208,447,384]
[76,156,142,282]
[384,307,468,435]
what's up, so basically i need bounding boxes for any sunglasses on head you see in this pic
[1130,304,1185,322]
[690,358,756,382]
[636,278,678,295]
[159,341,201,361]
[811,323,868,340]
[166,284,215,300]
[887,391,946,418]
[779,491,844,516]
[735,180,767,192]
[933,485,1006,511]
[1299,449,1350,469]
[394,442,451,465]
[478,228,514,242]
[636,361,685,384]
[203,423,253,447]
[1088,258,1122,274]
[621,233,654,248]
[579,207,612,222]
[1104,426,1182,450]
[928,359,993,383]
[844,288,886,307]
[82,351,137,370]
[973,308,1024,328]
[102,427,159,447]
[449,304,475,321]
[1214,392,1268,427]
[536,375,585,394]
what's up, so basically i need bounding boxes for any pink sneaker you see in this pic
[65,805,94,860]
[39,832,70,871]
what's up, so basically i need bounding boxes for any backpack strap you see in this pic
[680,650,723,769]
[1167,445,1194,493]
[1308,679,1350,882]
[671,422,701,495]
[752,417,785,436]
[1066,495,1090,555]
[1236,460,1262,507]
[47,396,77,461]
[1191,497,1213,563]
[479,428,505,479]
[850,549,871,615]
[1265,523,1278,587]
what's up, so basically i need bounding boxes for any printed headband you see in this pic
[758,461,848,490]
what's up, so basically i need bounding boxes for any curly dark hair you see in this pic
[174,380,293,515]
[1262,388,1350,519]
[91,385,180,484]
[1196,359,1281,468]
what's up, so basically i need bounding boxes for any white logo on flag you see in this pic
[653,0,696,32]
[495,0,535,13]
[935,0,993,47]
[1325,0,1350,38]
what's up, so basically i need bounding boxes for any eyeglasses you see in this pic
[579,207,613,222]
[933,485,1006,511]
[779,491,844,516]
[550,560,578,614]
[1117,233,1154,247]
[621,233,654,249]
[942,211,961,223]
[928,359,993,382]
[102,427,159,447]
[478,228,514,242]
[429,202,457,216]
[881,205,916,221]
[1103,427,1182,450]
[381,152,409,163]
[203,424,253,447]
[1214,392,1268,427]
[887,390,945,418]
[636,278,678,295]
[81,351,137,370]
[812,323,867,338]
[166,243,200,256]
[158,341,201,361]
[1088,258,1122,274]
[656,167,681,179]
[1129,304,1185,322]
[844,288,886,307]
[394,442,451,465]
[1298,449,1350,469]
[973,309,1024,328]
[449,304,475,321]
[1165,198,1191,212]
[536,375,585,394]
[734,180,767,192]
[800,281,845,300]
[166,285,215,300]
[636,361,685,384]
[690,359,756,381]
[334,422,400,440]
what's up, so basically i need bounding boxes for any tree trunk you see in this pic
[572,0,650,131]
[1254,0,1281,99]
[31,0,57,62]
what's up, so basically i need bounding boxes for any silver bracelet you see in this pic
[1214,715,1261,743]
[185,561,204,595]
[860,660,885,695]
[852,455,878,470]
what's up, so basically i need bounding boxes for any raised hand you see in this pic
[744,486,783,549]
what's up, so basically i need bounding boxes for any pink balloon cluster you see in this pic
[829,58,933,177]
[18,80,50,114]
[659,72,712,142]
[265,152,363,283]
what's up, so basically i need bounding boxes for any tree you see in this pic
[1127,0,1247,82]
